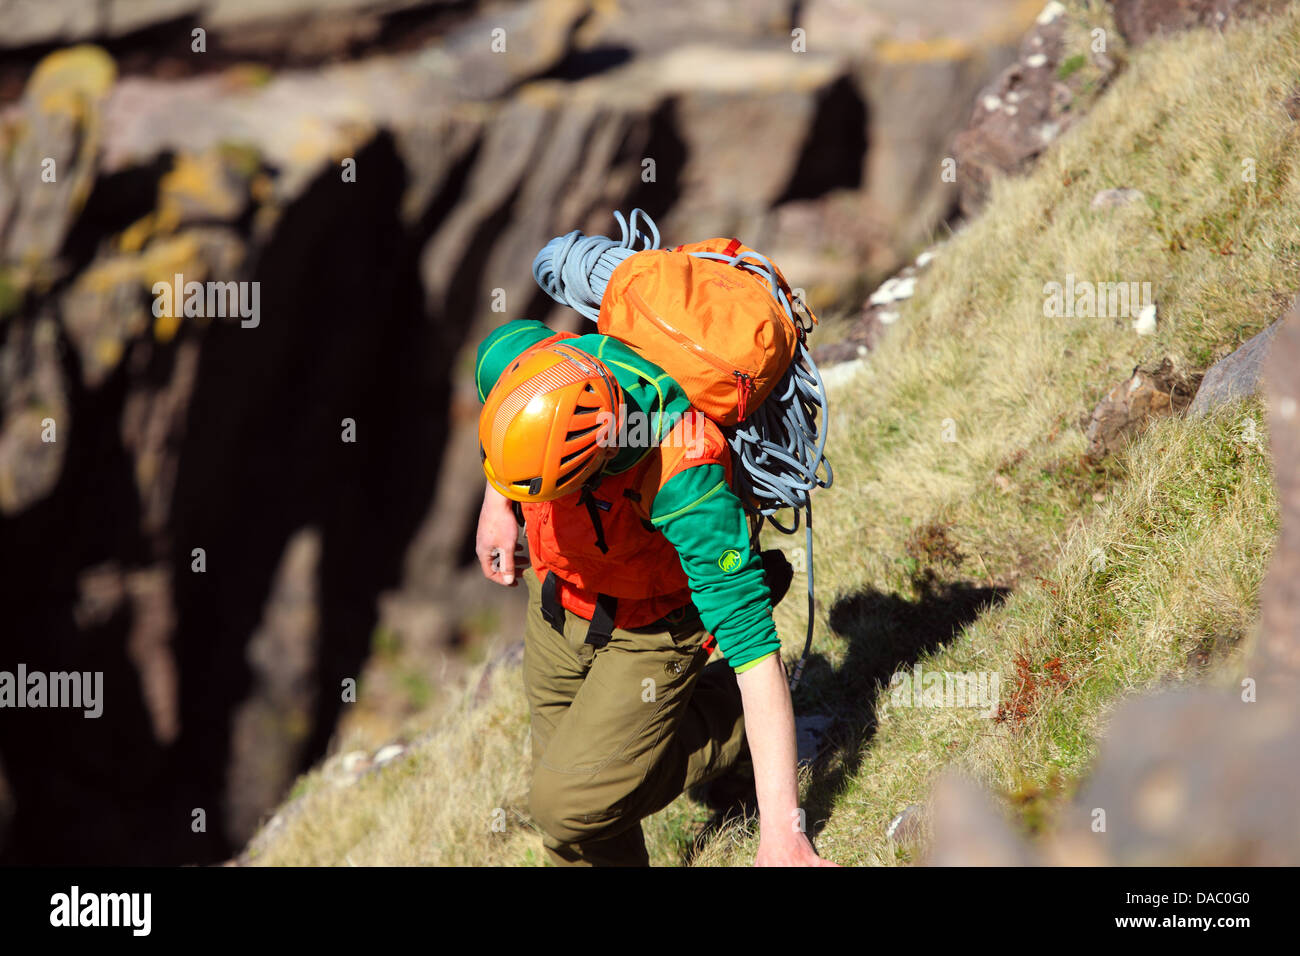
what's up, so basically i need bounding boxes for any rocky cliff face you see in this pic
[0,0,1039,862]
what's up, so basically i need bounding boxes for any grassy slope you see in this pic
[246,3,1295,866]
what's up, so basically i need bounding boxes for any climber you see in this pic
[474,318,836,867]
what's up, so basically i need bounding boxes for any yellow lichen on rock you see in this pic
[160,151,247,223]
[142,234,206,344]
[94,338,124,369]
[113,148,254,256]
[875,35,974,64]
[153,310,182,343]
[70,233,204,352]
[26,45,116,118]
[116,213,160,255]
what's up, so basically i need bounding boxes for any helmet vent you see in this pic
[557,464,589,489]
[560,443,596,466]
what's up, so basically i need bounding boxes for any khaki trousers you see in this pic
[522,566,747,866]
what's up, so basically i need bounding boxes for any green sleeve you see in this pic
[650,463,782,670]
[475,319,556,402]
[734,651,777,674]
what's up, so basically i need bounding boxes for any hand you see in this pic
[755,829,839,867]
[476,484,524,586]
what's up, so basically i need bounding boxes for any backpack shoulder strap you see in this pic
[627,411,731,522]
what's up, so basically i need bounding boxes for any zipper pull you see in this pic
[735,371,753,421]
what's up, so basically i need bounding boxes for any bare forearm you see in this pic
[736,653,835,864]
[736,653,801,839]
[483,481,512,513]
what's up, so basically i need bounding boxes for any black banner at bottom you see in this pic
[0,864,1278,942]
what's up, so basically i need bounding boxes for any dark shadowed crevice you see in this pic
[621,96,688,225]
[0,322,161,864]
[58,154,174,279]
[0,128,464,864]
[163,129,445,861]
[534,45,635,82]
[776,74,869,203]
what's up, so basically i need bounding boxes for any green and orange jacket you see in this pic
[476,319,780,672]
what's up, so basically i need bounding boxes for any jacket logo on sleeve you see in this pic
[718,549,743,573]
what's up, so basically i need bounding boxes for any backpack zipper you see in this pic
[626,287,757,420]
[735,370,753,421]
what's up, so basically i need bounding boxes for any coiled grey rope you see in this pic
[532,209,660,321]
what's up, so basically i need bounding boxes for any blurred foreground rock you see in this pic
[1256,303,1300,683]
[1188,319,1283,417]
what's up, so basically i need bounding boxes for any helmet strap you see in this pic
[577,475,612,554]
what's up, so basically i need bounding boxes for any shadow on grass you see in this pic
[683,574,1010,864]
[804,576,1011,846]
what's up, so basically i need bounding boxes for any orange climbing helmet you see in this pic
[478,340,622,502]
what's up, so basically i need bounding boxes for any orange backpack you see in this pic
[596,237,813,425]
